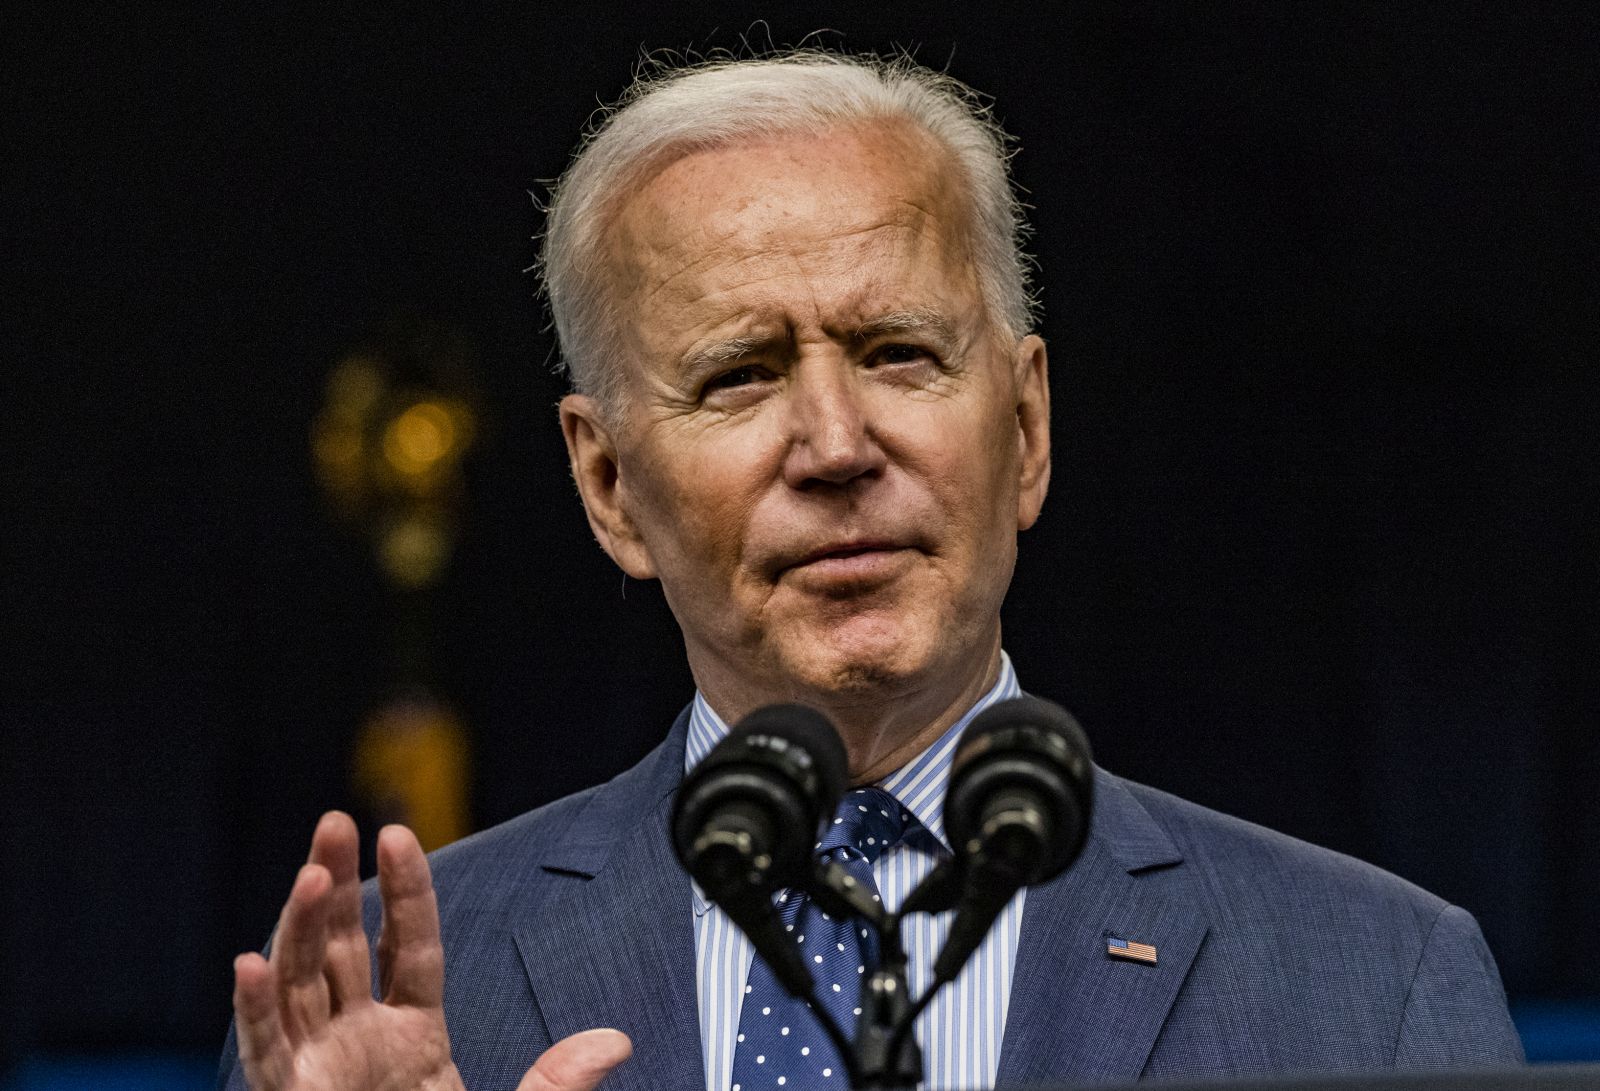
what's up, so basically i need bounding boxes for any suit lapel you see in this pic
[996,770,1210,1086]
[512,711,706,1091]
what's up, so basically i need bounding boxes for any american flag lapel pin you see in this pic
[1106,935,1158,965]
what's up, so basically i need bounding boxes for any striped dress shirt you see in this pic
[686,653,1026,1091]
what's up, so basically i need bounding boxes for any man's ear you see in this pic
[1013,334,1052,531]
[558,394,657,579]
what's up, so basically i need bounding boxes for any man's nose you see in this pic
[781,365,886,489]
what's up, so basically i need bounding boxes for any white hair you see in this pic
[538,50,1038,409]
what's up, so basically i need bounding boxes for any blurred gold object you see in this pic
[378,509,452,590]
[311,326,479,587]
[312,320,482,848]
[384,400,461,478]
[353,692,470,853]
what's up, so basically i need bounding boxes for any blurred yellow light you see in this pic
[383,401,457,475]
[354,696,470,851]
[379,515,450,588]
[327,356,386,413]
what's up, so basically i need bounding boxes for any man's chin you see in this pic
[799,657,908,697]
[773,625,933,700]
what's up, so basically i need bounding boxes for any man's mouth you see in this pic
[781,541,915,588]
[799,540,899,564]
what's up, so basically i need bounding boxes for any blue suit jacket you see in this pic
[220,707,1523,1089]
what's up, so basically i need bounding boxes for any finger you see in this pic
[233,952,292,1091]
[271,862,333,1042]
[307,810,371,1011]
[375,823,445,1009]
[515,1029,633,1091]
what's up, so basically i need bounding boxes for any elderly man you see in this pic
[220,52,1521,1091]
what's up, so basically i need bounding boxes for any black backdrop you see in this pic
[6,1,1597,1063]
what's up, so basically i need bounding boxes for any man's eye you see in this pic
[874,343,932,366]
[704,365,765,393]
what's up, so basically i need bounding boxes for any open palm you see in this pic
[231,813,630,1091]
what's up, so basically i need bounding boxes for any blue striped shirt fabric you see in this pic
[686,653,1026,1091]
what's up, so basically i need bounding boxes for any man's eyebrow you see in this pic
[679,334,774,375]
[850,309,960,346]
[678,311,958,376]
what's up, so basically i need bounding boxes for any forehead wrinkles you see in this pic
[602,120,980,319]
[680,223,956,332]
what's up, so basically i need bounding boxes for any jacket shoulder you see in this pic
[430,786,601,899]
[1115,774,1448,932]
[1112,775,1521,1069]
[358,714,688,937]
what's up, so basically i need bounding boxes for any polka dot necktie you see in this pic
[729,786,911,1090]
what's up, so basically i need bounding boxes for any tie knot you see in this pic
[816,787,910,865]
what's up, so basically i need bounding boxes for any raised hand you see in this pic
[231,812,631,1091]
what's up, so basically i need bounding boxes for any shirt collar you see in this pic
[685,652,1022,916]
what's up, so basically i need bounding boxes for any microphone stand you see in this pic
[806,853,1022,1088]
[803,862,928,1089]
[854,912,925,1089]
[796,799,1063,1087]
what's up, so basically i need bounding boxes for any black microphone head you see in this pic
[671,703,848,897]
[945,696,1094,885]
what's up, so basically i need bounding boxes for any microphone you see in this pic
[670,703,848,996]
[913,696,1094,984]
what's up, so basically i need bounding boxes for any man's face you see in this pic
[562,119,1050,713]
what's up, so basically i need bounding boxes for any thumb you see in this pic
[516,1028,633,1091]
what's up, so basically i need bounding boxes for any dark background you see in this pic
[5,0,1597,1070]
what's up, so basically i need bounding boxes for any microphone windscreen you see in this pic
[728,703,849,806]
[946,696,1094,884]
[672,702,848,889]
